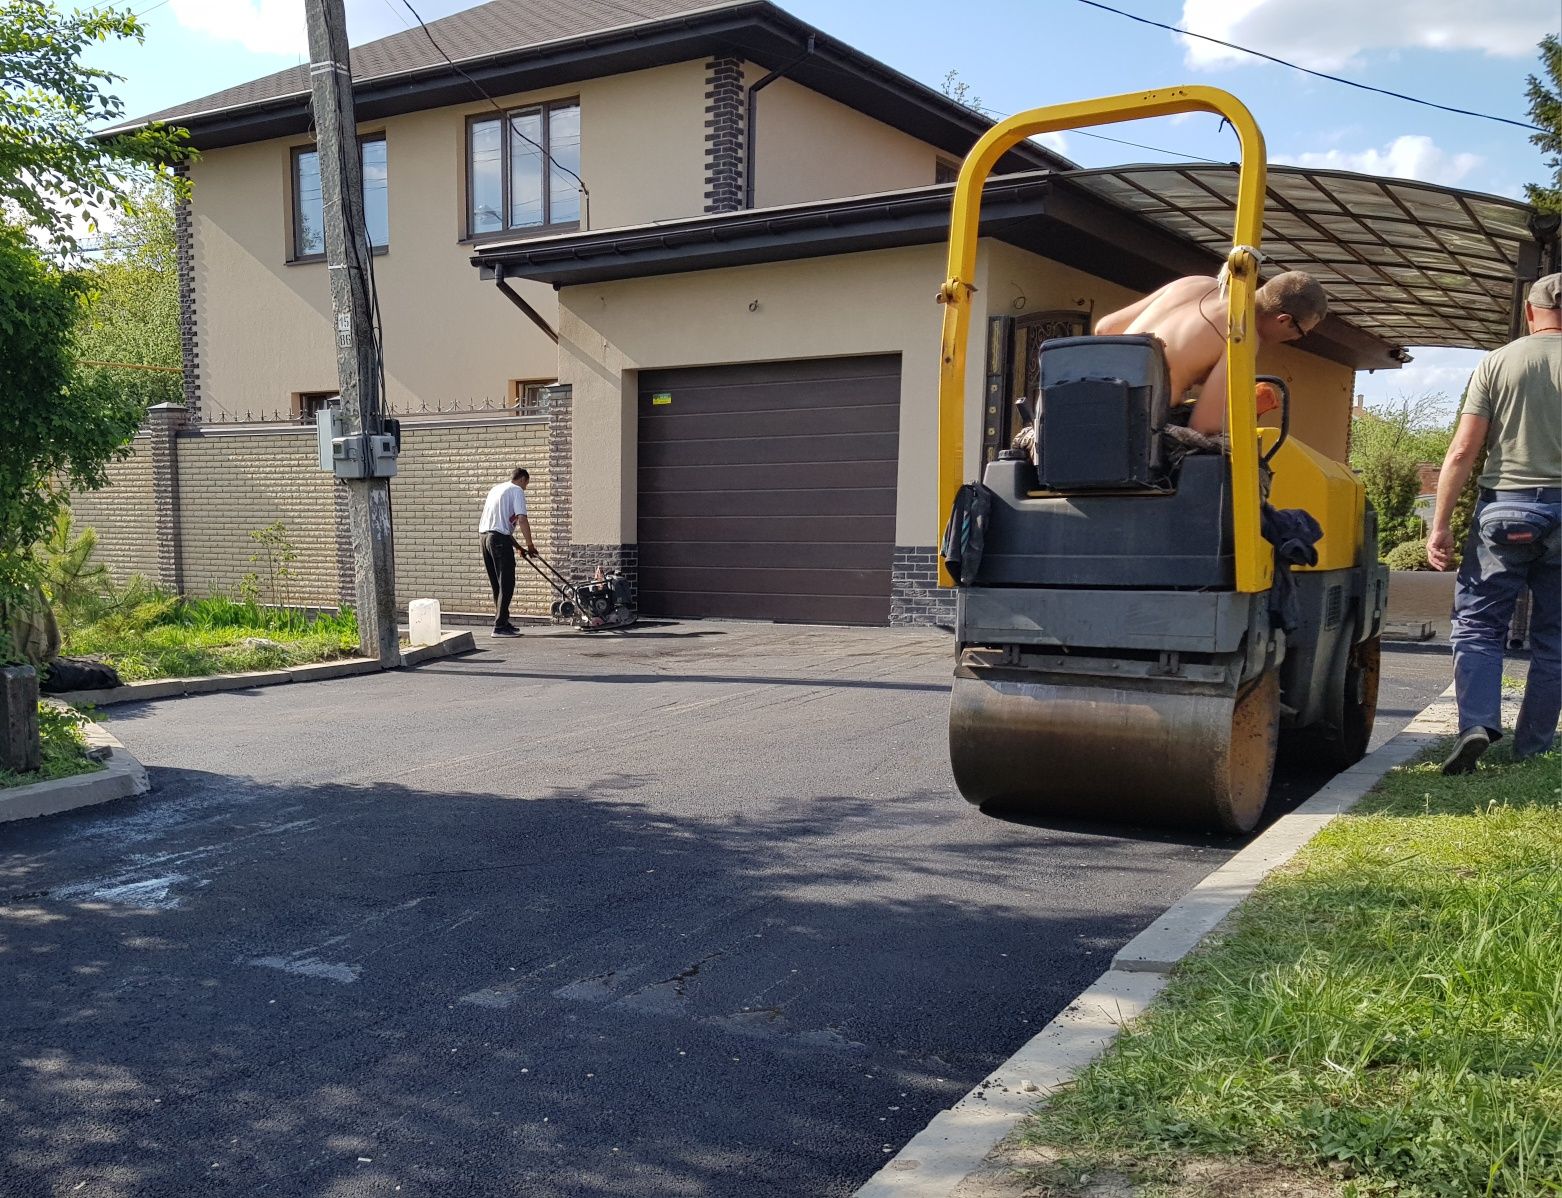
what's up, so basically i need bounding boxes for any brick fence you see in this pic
[71,401,561,619]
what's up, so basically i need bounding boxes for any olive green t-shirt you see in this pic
[1461,333,1562,489]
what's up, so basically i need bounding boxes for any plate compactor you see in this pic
[523,550,637,632]
[934,86,1388,834]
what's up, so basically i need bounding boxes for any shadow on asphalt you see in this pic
[413,665,952,694]
[0,766,1183,1198]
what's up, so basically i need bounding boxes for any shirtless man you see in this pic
[1094,271,1328,435]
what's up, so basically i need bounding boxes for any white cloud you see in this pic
[1276,134,1483,187]
[1179,0,1553,72]
[1032,131,1070,155]
[1355,346,1486,409]
[168,0,307,57]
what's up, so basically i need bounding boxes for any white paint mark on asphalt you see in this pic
[53,874,189,910]
[250,955,361,983]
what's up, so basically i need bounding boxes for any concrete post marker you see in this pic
[1,665,42,773]
[853,685,1460,1198]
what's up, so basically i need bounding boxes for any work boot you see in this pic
[1441,728,1491,775]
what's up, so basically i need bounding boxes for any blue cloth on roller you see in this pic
[1261,505,1324,632]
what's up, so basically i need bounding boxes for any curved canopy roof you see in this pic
[1065,164,1549,353]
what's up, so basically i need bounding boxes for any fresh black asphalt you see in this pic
[0,624,1454,1197]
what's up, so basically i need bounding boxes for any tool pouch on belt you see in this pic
[941,482,993,586]
[1477,500,1560,549]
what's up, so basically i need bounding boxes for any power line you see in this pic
[1073,0,1543,133]
[396,0,588,196]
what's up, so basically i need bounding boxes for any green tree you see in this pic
[1,2,189,662]
[1348,396,1454,555]
[0,223,145,657]
[75,175,181,408]
[1525,33,1562,213]
[1,0,191,250]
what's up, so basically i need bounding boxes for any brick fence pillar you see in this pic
[144,402,187,593]
[545,383,573,566]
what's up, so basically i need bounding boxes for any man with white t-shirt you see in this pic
[478,467,538,637]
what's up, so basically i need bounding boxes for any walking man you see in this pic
[479,467,538,637]
[1427,273,1562,773]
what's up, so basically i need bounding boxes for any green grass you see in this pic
[0,704,102,789]
[1019,742,1562,1198]
[64,594,360,683]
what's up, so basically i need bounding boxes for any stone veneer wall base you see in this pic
[890,546,956,627]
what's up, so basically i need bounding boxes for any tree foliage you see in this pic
[0,0,191,249]
[0,224,145,598]
[1525,33,1562,214]
[939,68,986,116]
[1348,396,1454,554]
[75,175,180,408]
[1,2,193,663]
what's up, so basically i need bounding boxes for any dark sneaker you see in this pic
[491,626,521,638]
[1441,728,1491,775]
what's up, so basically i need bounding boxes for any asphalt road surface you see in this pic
[1,625,1454,1198]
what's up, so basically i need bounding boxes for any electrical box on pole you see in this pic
[304,0,400,665]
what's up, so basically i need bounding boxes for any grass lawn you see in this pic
[64,595,360,683]
[1017,739,1562,1198]
[0,704,102,790]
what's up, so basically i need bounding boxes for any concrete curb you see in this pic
[852,685,1460,1198]
[54,657,381,708]
[0,715,151,824]
[48,630,475,708]
[401,630,476,667]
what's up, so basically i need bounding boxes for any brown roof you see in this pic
[117,0,748,129]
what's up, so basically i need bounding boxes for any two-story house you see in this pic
[104,0,1537,627]
[114,0,1067,425]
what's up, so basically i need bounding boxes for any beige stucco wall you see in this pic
[1254,341,1355,462]
[188,61,709,421]
[749,69,953,207]
[556,239,1166,548]
[69,437,160,582]
[176,429,342,604]
[392,418,552,613]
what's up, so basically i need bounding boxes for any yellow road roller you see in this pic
[936,87,1387,834]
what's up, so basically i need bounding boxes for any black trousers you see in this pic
[481,532,516,628]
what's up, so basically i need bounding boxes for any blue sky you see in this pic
[81,0,1559,409]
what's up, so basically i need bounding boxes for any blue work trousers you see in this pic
[1449,488,1561,757]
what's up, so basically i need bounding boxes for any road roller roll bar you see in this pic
[936,85,1275,593]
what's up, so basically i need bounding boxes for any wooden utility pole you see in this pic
[304,0,399,665]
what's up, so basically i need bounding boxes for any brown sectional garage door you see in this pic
[637,355,901,625]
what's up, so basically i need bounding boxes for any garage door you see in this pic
[637,355,901,624]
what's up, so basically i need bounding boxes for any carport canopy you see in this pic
[1064,164,1552,353]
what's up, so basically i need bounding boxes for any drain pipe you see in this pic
[744,34,815,210]
[493,264,558,344]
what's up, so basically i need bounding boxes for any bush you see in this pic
[1384,538,1431,571]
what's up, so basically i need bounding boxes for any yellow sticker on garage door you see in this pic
[651,392,672,405]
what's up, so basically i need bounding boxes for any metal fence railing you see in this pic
[197,392,552,428]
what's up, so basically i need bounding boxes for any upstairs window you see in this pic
[292,135,388,261]
[467,99,581,238]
